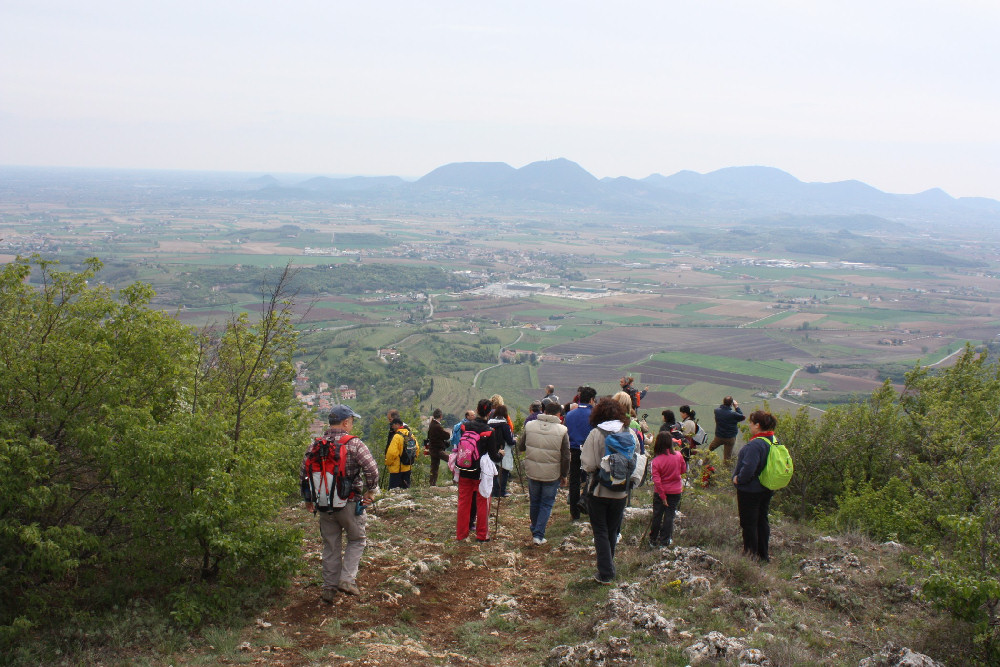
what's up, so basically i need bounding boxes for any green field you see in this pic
[476,363,535,409]
[648,352,798,382]
[820,307,951,327]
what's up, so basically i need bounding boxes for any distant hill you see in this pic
[416,162,516,189]
[4,162,998,231]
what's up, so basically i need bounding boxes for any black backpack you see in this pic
[398,428,418,466]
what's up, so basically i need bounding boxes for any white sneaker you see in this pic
[532,537,547,545]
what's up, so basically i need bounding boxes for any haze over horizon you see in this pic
[2,1,998,200]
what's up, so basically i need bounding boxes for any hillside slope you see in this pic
[171,482,963,666]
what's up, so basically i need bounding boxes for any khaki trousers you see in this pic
[318,501,367,590]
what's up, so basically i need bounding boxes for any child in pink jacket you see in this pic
[650,431,687,547]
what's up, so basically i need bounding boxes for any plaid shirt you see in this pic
[300,428,379,496]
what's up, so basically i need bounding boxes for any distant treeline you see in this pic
[172,263,473,300]
[641,228,979,268]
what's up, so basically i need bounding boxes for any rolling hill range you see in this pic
[3,161,999,231]
[239,159,1000,229]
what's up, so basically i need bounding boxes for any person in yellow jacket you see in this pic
[386,417,420,490]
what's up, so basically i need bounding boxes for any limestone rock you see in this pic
[739,647,773,667]
[548,636,634,666]
[858,643,945,667]
[593,583,674,634]
[684,631,747,665]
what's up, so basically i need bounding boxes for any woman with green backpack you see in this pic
[732,410,781,563]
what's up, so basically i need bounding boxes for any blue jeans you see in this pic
[528,479,561,540]
[588,495,628,581]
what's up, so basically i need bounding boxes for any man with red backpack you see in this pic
[300,405,378,602]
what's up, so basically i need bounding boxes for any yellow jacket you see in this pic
[385,427,420,473]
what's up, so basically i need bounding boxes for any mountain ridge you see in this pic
[242,159,999,228]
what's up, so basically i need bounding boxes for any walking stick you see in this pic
[493,493,501,537]
[512,449,526,491]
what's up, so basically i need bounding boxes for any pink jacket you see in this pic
[651,451,687,498]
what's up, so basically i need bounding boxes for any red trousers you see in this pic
[456,477,491,541]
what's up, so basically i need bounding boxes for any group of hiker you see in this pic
[299,384,791,601]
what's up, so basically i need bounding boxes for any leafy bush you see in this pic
[823,478,934,543]
[0,257,308,648]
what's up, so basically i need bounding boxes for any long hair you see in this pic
[653,431,674,456]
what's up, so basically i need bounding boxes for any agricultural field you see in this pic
[6,172,1000,423]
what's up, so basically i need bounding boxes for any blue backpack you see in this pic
[450,421,465,448]
[598,430,638,491]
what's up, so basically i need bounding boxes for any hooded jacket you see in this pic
[581,420,634,500]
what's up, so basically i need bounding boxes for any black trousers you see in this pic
[650,493,681,546]
[736,489,774,561]
[569,449,586,519]
[588,495,627,581]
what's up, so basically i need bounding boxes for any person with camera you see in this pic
[425,408,451,487]
[300,405,378,602]
[710,396,745,465]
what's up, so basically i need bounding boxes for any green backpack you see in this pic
[758,435,793,490]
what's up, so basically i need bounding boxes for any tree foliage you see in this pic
[0,257,308,647]
[780,346,1000,661]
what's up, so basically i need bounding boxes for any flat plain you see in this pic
[3,172,999,423]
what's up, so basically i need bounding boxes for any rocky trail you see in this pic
[192,485,964,666]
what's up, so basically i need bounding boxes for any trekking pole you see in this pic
[493,494,501,537]
[513,449,526,491]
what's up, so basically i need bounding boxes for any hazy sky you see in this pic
[2,1,998,199]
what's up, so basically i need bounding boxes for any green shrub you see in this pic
[825,478,935,543]
[0,257,308,650]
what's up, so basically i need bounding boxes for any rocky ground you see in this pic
[178,482,969,666]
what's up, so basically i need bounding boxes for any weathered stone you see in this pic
[684,631,747,665]
[481,593,523,621]
[548,635,634,666]
[738,647,772,667]
[593,583,674,634]
[858,642,945,667]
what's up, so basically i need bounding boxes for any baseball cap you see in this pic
[328,404,362,423]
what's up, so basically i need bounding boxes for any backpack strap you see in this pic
[754,435,774,477]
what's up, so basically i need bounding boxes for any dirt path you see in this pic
[240,487,593,666]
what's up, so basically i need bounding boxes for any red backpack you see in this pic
[303,434,355,512]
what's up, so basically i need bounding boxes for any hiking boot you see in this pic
[476,537,491,543]
[532,537,547,546]
[593,574,613,586]
[338,582,361,595]
[320,588,336,604]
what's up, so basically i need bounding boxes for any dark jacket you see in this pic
[623,384,646,409]
[564,404,593,450]
[713,405,745,439]
[734,434,772,493]
[426,418,450,453]
[457,417,502,480]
